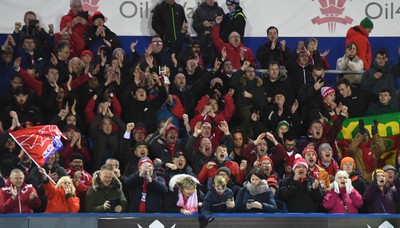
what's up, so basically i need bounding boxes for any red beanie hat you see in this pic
[164,124,178,136]
[321,86,335,100]
[293,154,308,171]
[258,156,274,170]
[80,50,93,59]
[137,157,153,169]
[302,148,318,158]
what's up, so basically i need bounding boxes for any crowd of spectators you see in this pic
[1,0,400,222]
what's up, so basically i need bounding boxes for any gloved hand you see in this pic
[371,119,379,135]
[333,181,340,194]
[345,179,354,194]
[358,119,365,135]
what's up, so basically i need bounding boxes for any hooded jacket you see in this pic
[85,170,127,212]
[346,25,372,70]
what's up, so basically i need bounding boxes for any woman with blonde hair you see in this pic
[40,168,80,213]
[164,174,204,215]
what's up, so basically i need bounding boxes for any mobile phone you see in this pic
[29,20,39,27]
[78,11,89,21]
[376,68,382,73]
[247,199,254,203]
[107,199,121,212]
[227,195,233,201]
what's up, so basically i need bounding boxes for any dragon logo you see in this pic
[311,0,353,33]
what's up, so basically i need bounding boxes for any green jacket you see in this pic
[85,171,127,212]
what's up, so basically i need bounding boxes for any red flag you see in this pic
[9,125,66,167]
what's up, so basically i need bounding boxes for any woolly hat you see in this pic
[165,124,178,136]
[134,141,148,150]
[302,148,318,158]
[360,17,374,29]
[112,47,125,57]
[267,176,278,189]
[137,156,153,169]
[70,153,84,162]
[340,156,356,169]
[80,50,93,58]
[133,122,147,136]
[318,143,333,155]
[259,156,274,170]
[226,0,240,7]
[372,169,386,182]
[217,166,231,177]
[276,120,290,132]
[293,154,308,170]
[382,165,396,172]
[321,86,335,100]
[92,11,105,22]
[63,124,79,133]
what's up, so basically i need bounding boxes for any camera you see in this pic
[78,11,89,21]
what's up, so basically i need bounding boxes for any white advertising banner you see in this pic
[0,0,398,37]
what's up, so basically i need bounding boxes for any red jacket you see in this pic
[194,93,235,122]
[18,68,91,97]
[346,25,372,70]
[212,24,257,69]
[54,32,85,60]
[84,95,122,126]
[0,181,41,213]
[60,10,90,38]
[197,160,245,185]
[44,181,80,213]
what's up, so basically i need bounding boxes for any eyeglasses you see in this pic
[152,41,163,44]
[261,163,272,167]
[245,69,255,73]
[343,163,353,167]
[174,157,186,161]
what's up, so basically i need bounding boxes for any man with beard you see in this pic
[303,148,330,190]
[13,150,35,180]
[197,145,244,185]
[1,86,43,130]
[65,153,91,212]
[265,132,299,178]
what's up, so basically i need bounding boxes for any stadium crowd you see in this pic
[1,0,400,222]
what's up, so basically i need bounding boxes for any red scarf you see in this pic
[359,143,375,172]
[138,180,148,213]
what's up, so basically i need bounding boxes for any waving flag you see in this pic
[9,125,66,167]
